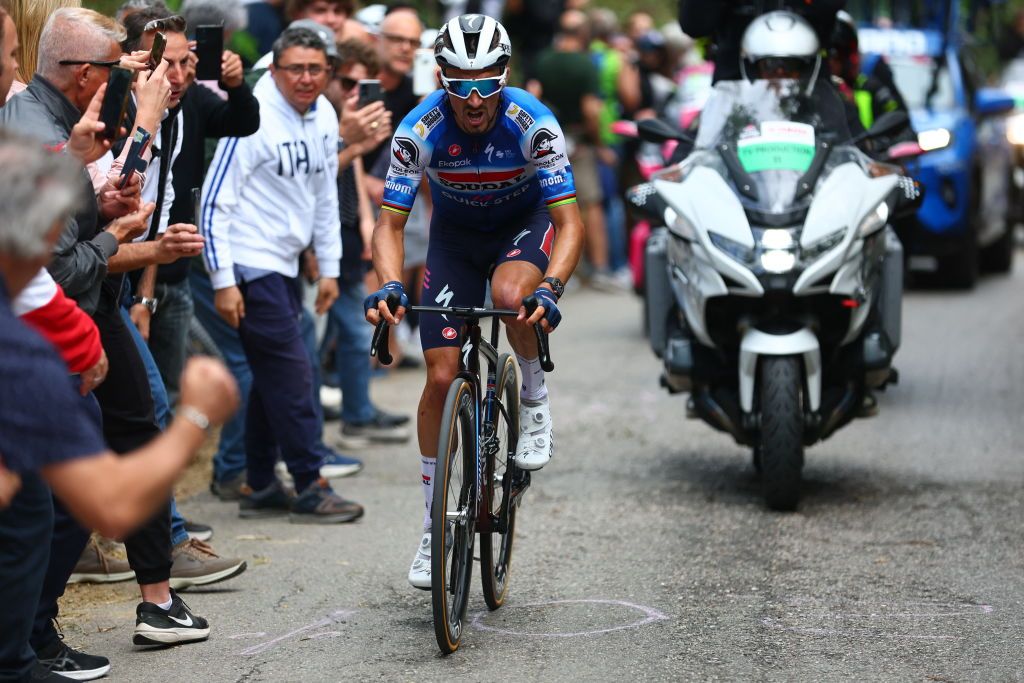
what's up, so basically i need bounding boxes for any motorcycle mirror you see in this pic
[637,118,691,145]
[893,177,925,219]
[850,110,910,146]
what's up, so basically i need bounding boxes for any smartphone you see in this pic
[192,187,202,224]
[98,66,133,140]
[357,79,383,109]
[195,24,224,81]
[149,31,166,70]
[413,49,437,96]
[117,127,152,190]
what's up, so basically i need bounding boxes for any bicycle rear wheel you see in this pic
[480,354,519,610]
[432,377,477,655]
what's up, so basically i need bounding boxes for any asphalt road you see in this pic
[64,256,1024,682]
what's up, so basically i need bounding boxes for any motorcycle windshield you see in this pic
[693,80,854,220]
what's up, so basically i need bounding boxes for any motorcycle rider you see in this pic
[679,0,846,83]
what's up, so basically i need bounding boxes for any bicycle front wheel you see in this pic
[480,353,519,610]
[432,377,477,655]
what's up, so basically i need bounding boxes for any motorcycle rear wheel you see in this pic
[758,356,804,511]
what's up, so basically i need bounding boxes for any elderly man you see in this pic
[0,129,238,683]
[202,26,363,523]
[0,6,212,655]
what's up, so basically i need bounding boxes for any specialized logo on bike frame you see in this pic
[392,137,419,168]
[530,128,558,160]
[448,143,462,156]
[505,102,534,134]
[436,167,526,191]
[442,327,458,340]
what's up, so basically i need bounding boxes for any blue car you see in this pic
[860,27,1016,287]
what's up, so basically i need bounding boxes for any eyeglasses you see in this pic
[441,73,506,100]
[58,59,120,68]
[381,32,421,49]
[336,76,358,90]
[143,15,187,33]
[277,63,329,78]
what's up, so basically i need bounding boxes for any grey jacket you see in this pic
[0,75,118,314]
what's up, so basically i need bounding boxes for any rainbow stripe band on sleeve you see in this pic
[545,193,577,209]
[381,201,412,216]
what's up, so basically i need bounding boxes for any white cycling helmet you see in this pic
[434,14,511,72]
[740,11,822,94]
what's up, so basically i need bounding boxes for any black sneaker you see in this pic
[133,590,210,646]
[184,520,213,542]
[290,478,364,524]
[341,411,411,443]
[34,639,110,681]
[210,469,247,502]
[238,480,293,519]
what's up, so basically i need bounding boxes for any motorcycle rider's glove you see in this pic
[530,286,561,330]
[364,280,409,316]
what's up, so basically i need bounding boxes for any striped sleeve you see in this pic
[200,135,254,289]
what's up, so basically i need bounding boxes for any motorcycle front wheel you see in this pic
[758,356,804,511]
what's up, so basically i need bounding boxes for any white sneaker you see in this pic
[514,397,553,470]
[408,532,431,590]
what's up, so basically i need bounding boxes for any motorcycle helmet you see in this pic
[740,11,822,94]
[434,14,511,72]
[829,10,861,85]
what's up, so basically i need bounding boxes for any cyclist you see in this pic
[364,14,585,589]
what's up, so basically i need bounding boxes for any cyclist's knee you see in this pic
[490,280,533,315]
[425,354,458,394]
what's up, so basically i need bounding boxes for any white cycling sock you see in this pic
[516,354,548,403]
[156,597,173,611]
[421,456,435,531]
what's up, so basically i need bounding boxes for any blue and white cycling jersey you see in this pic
[380,87,578,228]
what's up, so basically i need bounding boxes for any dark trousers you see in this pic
[237,274,323,493]
[0,474,53,681]
[91,296,172,584]
[30,381,101,652]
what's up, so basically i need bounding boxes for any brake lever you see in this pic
[370,292,400,366]
[522,295,554,373]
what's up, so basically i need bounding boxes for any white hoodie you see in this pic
[201,72,341,289]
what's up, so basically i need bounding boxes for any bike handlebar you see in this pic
[370,292,554,372]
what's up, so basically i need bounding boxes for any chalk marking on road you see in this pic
[228,632,268,640]
[237,610,357,655]
[471,599,669,638]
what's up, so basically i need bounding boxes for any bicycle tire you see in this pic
[432,377,477,655]
[480,353,519,610]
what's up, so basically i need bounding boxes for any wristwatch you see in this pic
[133,296,159,314]
[542,276,565,300]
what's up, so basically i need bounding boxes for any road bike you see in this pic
[372,294,553,654]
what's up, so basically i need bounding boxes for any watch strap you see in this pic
[542,276,565,300]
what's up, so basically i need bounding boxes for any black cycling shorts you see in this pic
[419,206,554,351]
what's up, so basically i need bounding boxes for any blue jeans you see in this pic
[190,266,251,483]
[325,279,375,423]
[598,148,628,272]
[121,306,189,547]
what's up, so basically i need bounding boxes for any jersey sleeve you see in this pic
[518,105,578,210]
[380,106,437,217]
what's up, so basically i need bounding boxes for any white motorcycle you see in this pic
[632,80,922,510]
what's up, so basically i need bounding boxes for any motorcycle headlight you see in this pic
[917,128,952,152]
[760,250,797,273]
[857,201,889,237]
[1008,113,1024,146]
[709,231,755,265]
[802,229,845,260]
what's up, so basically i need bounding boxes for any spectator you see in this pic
[181,0,248,39]
[3,0,79,99]
[116,0,167,24]
[0,127,238,683]
[201,26,364,523]
[0,6,211,653]
[531,10,617,289]
[502,0,565,79]
[287,0,351,38]
[246,0,286,56]
[321,38,410,446]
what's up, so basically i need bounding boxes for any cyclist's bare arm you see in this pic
[368,207,409,325]
[523,202,585,326]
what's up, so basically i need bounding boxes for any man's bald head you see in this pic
[377,8,421,76]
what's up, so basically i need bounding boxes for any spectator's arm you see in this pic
[582,93,603,145]
[200,135,258,289]
[313,130,342,282]
[616,57,642,115]
[197,81,261,139]
[47,216,119,301]
[17,273,103,375]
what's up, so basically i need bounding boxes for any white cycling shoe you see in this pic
[408,532,432,590]
[514,397,554,471]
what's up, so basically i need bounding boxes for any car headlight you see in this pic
[858,201,889,237]
[917,128,952,152]
[709,231,755,265]
[802,229,845,260]
[1008,113,1024,146]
